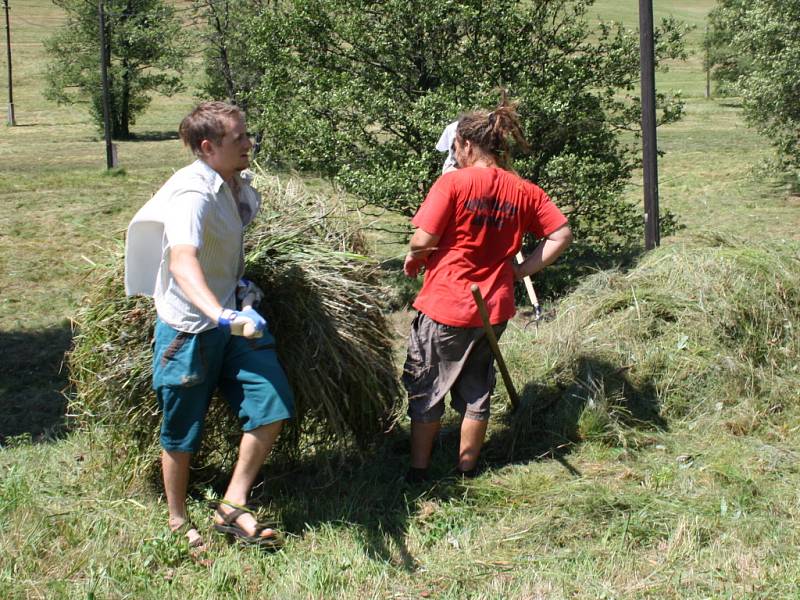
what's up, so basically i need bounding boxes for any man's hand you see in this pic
[218,308,266,338]
[236,278,264,308]
[238,308,266,338]
[405,228,440,278]
[404,253,426,278]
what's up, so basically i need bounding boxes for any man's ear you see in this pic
[199,138,215,157]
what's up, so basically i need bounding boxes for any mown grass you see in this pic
[2,0,800,598]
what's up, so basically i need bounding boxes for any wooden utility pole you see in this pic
[639,0,660,249]
[98,0,115,168]
[705,25,711,99]
[3,0,14,126]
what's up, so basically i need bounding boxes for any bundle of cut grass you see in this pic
[67,171,401,472]
[499,234,800,453]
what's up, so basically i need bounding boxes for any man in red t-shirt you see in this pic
[403,102,572,481]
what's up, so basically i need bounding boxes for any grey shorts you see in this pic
[402,312,506,423]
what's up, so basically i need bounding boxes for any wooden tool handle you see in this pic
[515,251,541,319]
[471,284,519,410]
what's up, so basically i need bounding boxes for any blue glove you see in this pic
[217,308,238,332]
[239,307,267,333]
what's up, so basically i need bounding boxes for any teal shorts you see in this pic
[152,319,295,453]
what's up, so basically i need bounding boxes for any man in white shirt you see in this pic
[125,102,294,553]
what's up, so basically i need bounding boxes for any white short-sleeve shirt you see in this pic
[125,160,260,333]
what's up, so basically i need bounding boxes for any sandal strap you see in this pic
[171,520,197,535]
[217,507,248,525]
[215,498,256,513]
[214,498,280,540]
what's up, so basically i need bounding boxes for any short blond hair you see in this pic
[179,101,244,156]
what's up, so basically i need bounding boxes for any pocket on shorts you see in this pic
[437,324,470,362]
[153,326,207,388]
[402,319,433,398]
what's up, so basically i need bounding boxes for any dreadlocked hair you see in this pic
[456,94,529,169]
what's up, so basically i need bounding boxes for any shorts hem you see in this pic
[463,411,490,422]
[408,413,443,424]
[160,441,198,453]
[243,412,293,432]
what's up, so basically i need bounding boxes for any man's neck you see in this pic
[466,156,497,169]
[201,158,236,184]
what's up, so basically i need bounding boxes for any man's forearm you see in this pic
[404,227,441,277]
[516,226,572,280]
[170,247,224,321]
[408,228,440,261]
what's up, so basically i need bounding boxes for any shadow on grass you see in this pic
[485,355,667,470]
[0,323,72,443]
[195,353,666,568]
[127,130,181,142]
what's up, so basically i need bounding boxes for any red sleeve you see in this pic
[525,183,568,238]
[411,175,455,236]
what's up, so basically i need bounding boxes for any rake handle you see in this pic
[470,284,520,410]
[515,251,542,320]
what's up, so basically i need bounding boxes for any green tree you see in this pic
[242,0,686,258]
[45,0,190,139]
[705,0,800,174]
[192,0,266,112]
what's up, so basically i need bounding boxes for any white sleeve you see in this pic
[163,190,208,249]
[435,121,459,152]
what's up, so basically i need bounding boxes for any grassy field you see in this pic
[1,0,799,598]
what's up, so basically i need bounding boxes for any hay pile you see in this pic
[67,172,401,469]
[501,234,800,450]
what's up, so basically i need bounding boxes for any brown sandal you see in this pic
[212,501,283,550]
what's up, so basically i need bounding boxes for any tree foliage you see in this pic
[44,0,190,139]
[192,0,267,112]
[236,0,686,258]
[705,0,800,173]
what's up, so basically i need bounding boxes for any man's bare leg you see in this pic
[215,420,284,537]
[458,417,488,473]
[410,420,441,469]
[162,450,203,546]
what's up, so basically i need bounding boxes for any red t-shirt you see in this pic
[411,166,567,327]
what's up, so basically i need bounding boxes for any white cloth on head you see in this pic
[124,160,260,333]
[435,120,459,174]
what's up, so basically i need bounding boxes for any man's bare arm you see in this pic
[169,244,225,321]
[513,224,573,280]
[404,228,441,277]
